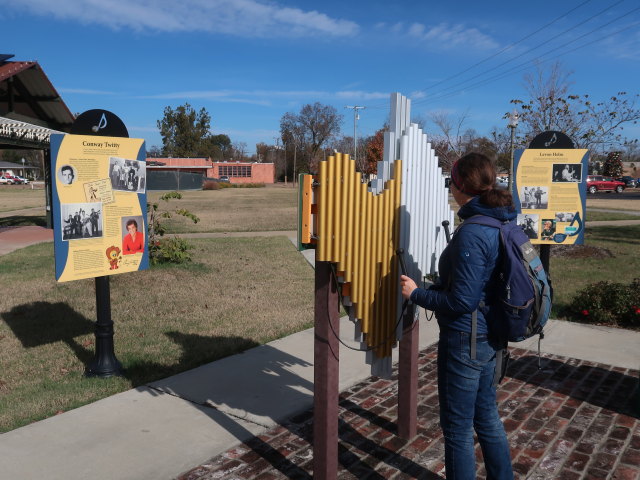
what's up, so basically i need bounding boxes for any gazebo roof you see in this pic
[0,54,74,147]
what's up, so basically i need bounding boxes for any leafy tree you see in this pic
[510,62,640,151]
[602,152,623,177]
[157,103,230,158]
[363,129,385,175]
[280,102,343,173]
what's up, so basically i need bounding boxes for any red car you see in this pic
[1,174,18,184]
[586,175,625,194]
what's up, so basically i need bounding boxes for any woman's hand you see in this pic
[400,275,418,300]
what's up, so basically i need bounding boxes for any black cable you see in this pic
[416,16,640,106]
[326,263,410,353]
[413,1,634,107]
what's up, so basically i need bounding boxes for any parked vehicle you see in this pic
[219,176,230,182]
[615,176,636,188]
[586,175,625,194]
[14,175,29,184]
[0,176,9,185]
[1,174,16,184]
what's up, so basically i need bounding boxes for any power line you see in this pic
[411,0,630,108]
[366,0,599,109]
[413,9,640,107]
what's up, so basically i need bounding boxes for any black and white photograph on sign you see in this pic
[520,186,548,210]
[552,163,582,183]
[517,214,539,240]
[60,202,103,240]
[541,219,556,241]
[109,157,146,193]
[555,211,576,223]
[57,164,76,185]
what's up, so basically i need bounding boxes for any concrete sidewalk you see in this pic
[0,313,638,480]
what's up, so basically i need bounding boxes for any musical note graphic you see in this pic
[553,211,583,243]
[544,132,557,147]
[91,113,108,133]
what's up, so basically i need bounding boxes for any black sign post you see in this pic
[71,109,129,377]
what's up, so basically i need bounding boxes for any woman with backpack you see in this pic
[400,152,515,479]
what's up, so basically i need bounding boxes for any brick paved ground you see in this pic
[177,346,640,480]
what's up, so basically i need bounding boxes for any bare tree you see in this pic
[280,103,343,173]
[511,62,640,152]
[428,109,471,170]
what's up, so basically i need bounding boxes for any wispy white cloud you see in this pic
[4,0,359,37]
[596,27,640,61]
[408,22,499,51]
[127,125,158,133]
[58,88,117,95]
[215,127,279,138]
[139,88,390,103]
[335,91,389,100]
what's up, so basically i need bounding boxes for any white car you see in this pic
[495,177,509,189]
[0,176,9,184]
[14,175,29,184]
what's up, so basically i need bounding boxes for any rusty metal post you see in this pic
[313,261,340,480]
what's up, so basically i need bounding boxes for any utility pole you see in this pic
[345,105,366,164]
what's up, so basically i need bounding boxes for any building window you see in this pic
[219,165,252,177]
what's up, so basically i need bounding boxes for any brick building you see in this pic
[146,157,275,184]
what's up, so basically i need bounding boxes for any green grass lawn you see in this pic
[1,185,639,433]
[549,225,640,320]
[586,211,640,221]
[0,237,314,432]
[148,186,298,233]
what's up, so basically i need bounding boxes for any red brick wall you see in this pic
[146,158,275,184]
[212,162,275,184]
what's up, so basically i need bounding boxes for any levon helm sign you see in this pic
[50,133,148,282]
[512,131,588,245]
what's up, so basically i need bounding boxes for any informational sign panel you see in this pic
[50,134,148,282]
[512,148,588,245]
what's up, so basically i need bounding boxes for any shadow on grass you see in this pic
[0,215,47,227]
[1,301,95,365]
[123,332,260,385]
[587,225,640,246]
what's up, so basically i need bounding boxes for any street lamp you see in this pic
[507,109,519,191]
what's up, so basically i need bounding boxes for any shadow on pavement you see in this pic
[506,352,639,418]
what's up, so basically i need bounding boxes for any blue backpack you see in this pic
[463,216,553,381]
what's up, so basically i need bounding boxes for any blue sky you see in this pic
[2,0,639,153]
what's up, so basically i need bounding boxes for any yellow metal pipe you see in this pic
[317,161,328,261]
[326,156,335,261]
[350,171,361,301]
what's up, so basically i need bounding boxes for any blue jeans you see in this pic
[438,329,513,480]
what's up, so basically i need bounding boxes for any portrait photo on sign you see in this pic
[541,219,557,241]
[517,214,539,240]
[520,186,548,210]
[555,211,576,223]
[58,164,77,185]
[121,215,145,255]
[109,157,146,193]
[61,202,103,241]
[552,163,582,183]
